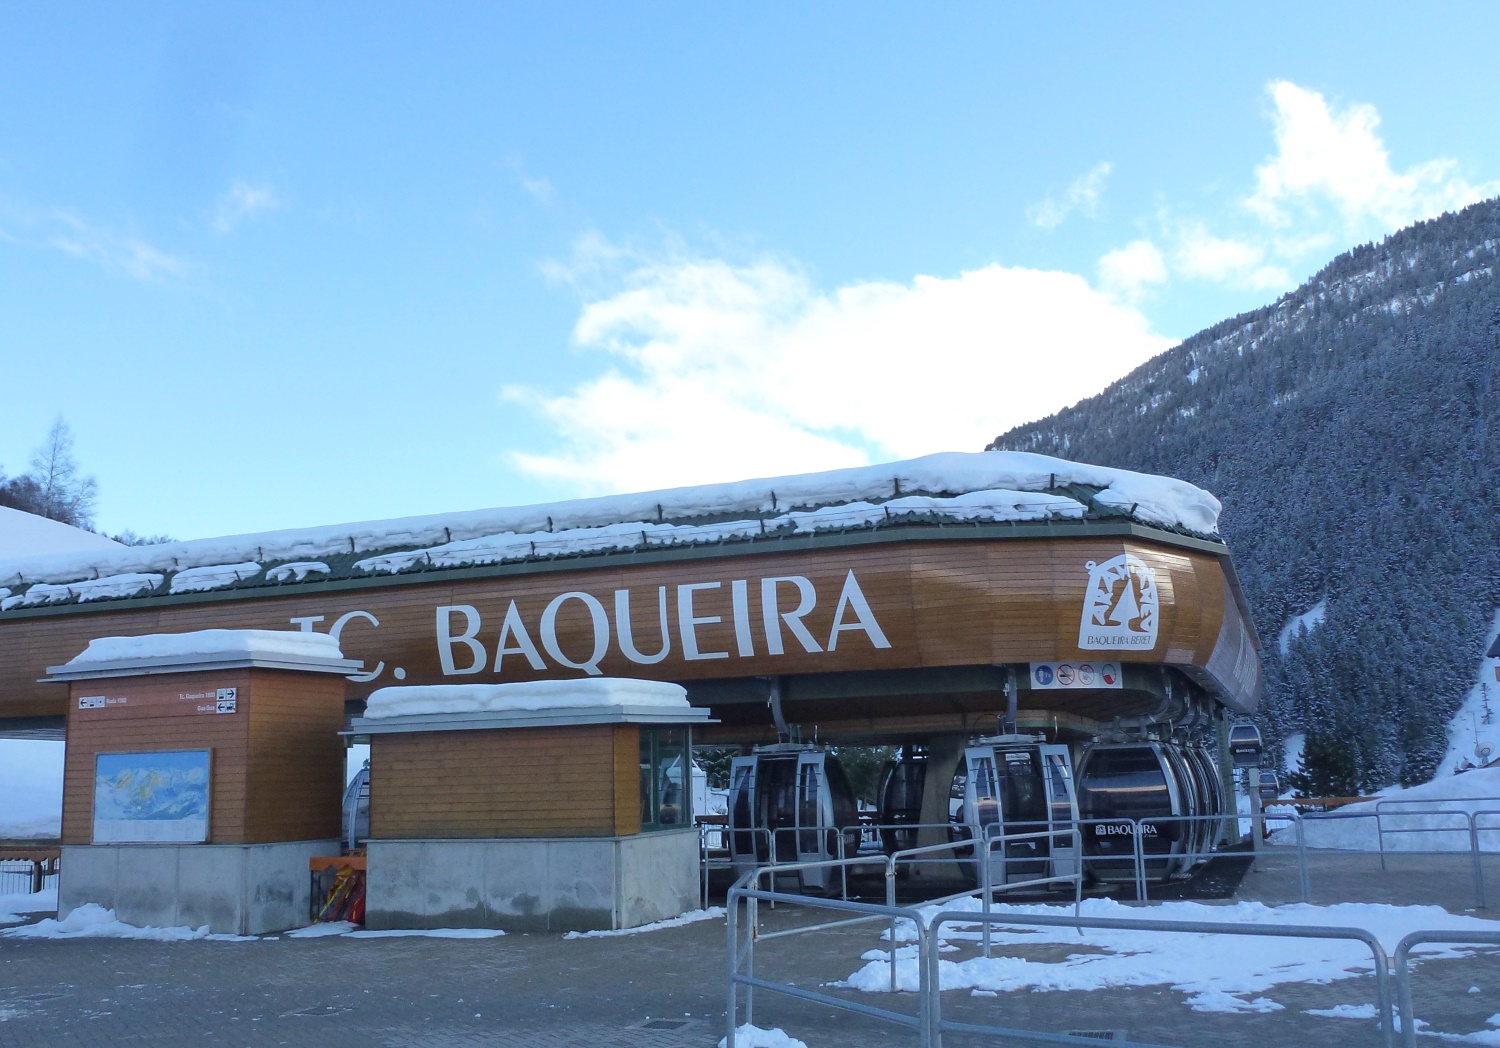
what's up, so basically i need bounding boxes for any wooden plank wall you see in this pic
[62,670,253,845]
[61,668,347,845]
[245,670,346,843]
[370,724,639,839]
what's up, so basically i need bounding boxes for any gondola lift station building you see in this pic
[0,451,1262,933]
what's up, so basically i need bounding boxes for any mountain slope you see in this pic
[990,198,1500,787]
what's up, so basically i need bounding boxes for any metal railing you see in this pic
[0,857,59,897]
[1393,929,1500,1048]
[725,871,1438,1048]
[922,907,1396,1048]
[705,802,1500,914]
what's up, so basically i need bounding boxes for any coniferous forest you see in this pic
[990,198,1500,789]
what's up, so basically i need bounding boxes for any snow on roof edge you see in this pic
[362,678,691,720]
[58,629,348,670]
[0,450,1222,590]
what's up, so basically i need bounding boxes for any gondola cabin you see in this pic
[950,737,1079,886]
[1076,741,1225,883]
[876,745,929,855]
[727,745,861,893]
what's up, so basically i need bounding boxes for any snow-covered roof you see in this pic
[44,628,361,680]
[352,679,709,733]
[0,506,121,559]
[0,450,1223,612]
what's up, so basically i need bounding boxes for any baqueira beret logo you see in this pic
[1078,554,1159,650]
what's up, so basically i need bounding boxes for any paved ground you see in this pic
[2,851,1498,1048]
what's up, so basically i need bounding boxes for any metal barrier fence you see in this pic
[0,858,58,897]
[727,868,1500,1048]
[1393,929,1500,1048]
[705,799,1500,913]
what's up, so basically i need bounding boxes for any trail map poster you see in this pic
[92,750,211,843]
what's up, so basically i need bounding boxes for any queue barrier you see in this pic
[1393,929,1500,1048]
[726,865,1500,1047]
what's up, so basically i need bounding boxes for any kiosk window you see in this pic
[639,727,692,831]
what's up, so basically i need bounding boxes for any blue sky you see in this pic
[3,3,1498,541]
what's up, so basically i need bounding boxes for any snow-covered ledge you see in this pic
[43,628,363,681]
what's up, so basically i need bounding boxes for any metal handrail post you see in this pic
[1133,818,1147,901]
[725,887,739,1048]
[1394,929,1500,1048]
[981,834,993,959]
[1469,812,1484,909]
[886,852,899,995]
[921,911,940,1048]
[1477,810,1500,909]
[1296,814,1311,903]
[1376,806,1388,871]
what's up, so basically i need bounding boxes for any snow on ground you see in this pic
[1277,599,1327,655]
[362,678,689,719]
[844,896,1500,1014]
[718,1024,809,1048]
[0,903,253,941]
[563,907,725,939]
[1282,732,1306,775]
[0,450,1222,591]
[285,922,504,939]
[0,888,57,925]
[0,506,121,559]
[0,739,64,838]
[1437,609,1500,778]
[1270,767,1500,852]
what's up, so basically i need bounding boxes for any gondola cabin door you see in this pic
[1038,744,1079,878]
[794,751,835,892]
[963,743,1078,886]
[728,756,761,877]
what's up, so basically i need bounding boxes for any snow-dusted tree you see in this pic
[25,417,98,528]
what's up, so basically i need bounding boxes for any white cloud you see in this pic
[1098,80,1497,297]
[213,181,281,234]
[508,158,555,205]
[44,209,187,282]
[507,243,1171,493]
[1028,162,1112,229]
[1248,80,1499,229]
[1098,239,1168,301]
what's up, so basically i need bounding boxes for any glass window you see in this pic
[638,727,693,831]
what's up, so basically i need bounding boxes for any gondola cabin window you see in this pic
[639,727,692,830]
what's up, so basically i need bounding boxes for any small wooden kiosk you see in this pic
[348,678,712,932]
[45,629,360,935]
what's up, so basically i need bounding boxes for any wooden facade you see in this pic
[2,530,1261,735]
[59,668,345,846]
[369,724,642,839]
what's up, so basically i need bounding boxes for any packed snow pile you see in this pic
[848,896,1500,1015]
[0,903,252,942]
[563,907,725,938]
[0,739,64,839]
[1271,768,1500,852]
[57,629,349,671]
[362,678,689,720]
[0,451,1222,597]
[0,506,121,559]
[718,1025,809,1048]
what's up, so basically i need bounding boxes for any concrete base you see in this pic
[365,829,699,933]
[59,840,340,936]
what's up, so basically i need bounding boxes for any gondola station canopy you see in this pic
[0,450,1261,745]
